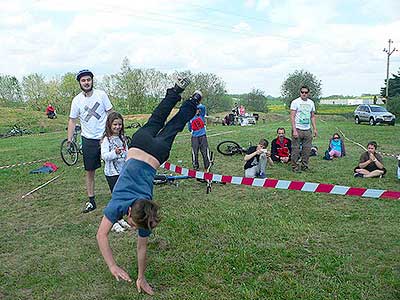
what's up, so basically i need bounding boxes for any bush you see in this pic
[387,96,400,121]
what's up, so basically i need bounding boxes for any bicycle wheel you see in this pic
[60,139,79,166]
[217,141,242,156]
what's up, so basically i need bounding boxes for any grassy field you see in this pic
[0,110,399,300]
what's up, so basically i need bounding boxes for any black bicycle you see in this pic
[216,140,246,156]
[0,124,33,138]
[60,125,82,166]
[153,174,190,186]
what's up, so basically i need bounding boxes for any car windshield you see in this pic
[370,106,387,112]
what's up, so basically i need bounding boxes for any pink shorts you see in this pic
[329,150,341,157]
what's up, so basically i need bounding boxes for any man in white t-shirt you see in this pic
[67,69,113,213]
[290,86,318,172]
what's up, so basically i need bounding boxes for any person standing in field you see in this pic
[67,69,113,213]
[101,112,131,233]
[187,93,211,171]
[290,86,318,172]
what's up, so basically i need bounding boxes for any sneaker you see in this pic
[173,75,191,93]
[301,166,309,171]
[82,202,96,213]
[257,172,266,179]
[111,222,125,233]
[118,219,131,229]
[353,173,364,178]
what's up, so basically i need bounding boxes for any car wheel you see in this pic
[355,116,360,124]
[369,118,375,126]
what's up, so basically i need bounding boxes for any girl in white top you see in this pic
[101,112,130,232]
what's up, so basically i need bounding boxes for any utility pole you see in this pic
[383,39,398,99]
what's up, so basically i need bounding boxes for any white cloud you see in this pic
[1,0,400,97]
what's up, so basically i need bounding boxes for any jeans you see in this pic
[291,129,312,170]
[130,88,197,164]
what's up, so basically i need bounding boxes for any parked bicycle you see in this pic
[216,140,247,156]
[0,124,33,138]
[60,124,82,166]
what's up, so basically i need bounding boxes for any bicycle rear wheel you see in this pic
[60,139,79,166]
[217,141,241,156]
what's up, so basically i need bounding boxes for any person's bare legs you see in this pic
[364,170,384,178]
[86,170,95,197]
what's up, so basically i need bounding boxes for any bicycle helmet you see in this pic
[192,90,203,102]
[76,69,94,81]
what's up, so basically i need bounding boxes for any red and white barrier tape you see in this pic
[0,159,47,170]
[161,162,400,200]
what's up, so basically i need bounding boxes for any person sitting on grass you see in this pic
[96,77,200,295]
[325,132,346,160]
[271,127,291,163]
[354,141,386,178]
[244,138,273,178]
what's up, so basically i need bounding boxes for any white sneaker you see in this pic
[111,222,125,233]
[118,219,131,229]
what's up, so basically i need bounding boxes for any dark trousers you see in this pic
[191,135,211,170]
[130,88,197,164]
[106,175,119,192]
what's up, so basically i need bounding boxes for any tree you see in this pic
[243,88,268,112]
[181,71,228,113]
[0,74,22,105]
[57,73,81,114]
[22,73,48,111]
[280,70,322,107]
[380,68,400,99]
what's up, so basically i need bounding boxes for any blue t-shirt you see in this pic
[330,139,342,153]
[103,158,156,237]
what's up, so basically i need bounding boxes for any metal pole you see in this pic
[383,39,398,99]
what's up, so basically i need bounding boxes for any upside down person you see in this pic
[96,77,201,295]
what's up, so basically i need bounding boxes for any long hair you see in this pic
[103,112,125,144]
[131,199,160,230]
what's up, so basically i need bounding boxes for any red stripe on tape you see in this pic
[380,191,400,200]
[315,183,335,193]
[264,179,278,188]
[175,166,182,174]
[164,162,171,169]
[188,169,196,177]
[346,187,367,196]
[288,181,305,191]
[221,175,233,183]
[204,173,213,181]
[241,177,254,186]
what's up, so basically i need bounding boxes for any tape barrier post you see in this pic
[161,162,400,200]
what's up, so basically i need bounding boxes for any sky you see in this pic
[1,0,400,97]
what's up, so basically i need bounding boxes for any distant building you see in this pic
[320,97,385,105]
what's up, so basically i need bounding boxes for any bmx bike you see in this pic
[60,125,82,166]
[216,140,247,156]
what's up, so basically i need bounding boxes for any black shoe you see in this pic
[173,75,190,94]
[353,173,364,178]
[82,202,96,213]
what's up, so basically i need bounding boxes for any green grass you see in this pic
[0,110,399,300]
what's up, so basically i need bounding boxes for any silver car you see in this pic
[354,104,396,126]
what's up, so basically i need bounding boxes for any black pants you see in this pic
[130,88,197,164]
[191,135,211,170]
[106,175,119,192]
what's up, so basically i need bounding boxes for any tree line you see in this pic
[1,59,335,115]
